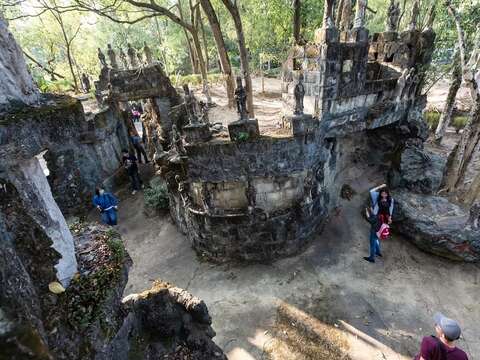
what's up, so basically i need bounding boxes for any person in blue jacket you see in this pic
[93,186,119,225]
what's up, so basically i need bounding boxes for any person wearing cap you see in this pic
[414,312,468,360]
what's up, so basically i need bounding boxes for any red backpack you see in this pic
[376,223,390,240]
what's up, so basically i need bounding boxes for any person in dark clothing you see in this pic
[93,186,118,225]
[363,207,382,263]
[122,149,142,194]
[370,183,394,224]
[129,131,149,163]
[414,313,468,360]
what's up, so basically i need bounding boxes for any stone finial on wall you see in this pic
[408,0,420,30]
[107,44,118,69]
[386,0,400,32]
[353,0,367,28]
[339,0,352,32]
[322,0,336,28]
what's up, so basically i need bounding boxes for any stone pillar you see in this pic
[8,158,77,286]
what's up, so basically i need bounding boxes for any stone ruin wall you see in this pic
[0,95,130,217]
[165,26,435,263]
[283,28,435,120]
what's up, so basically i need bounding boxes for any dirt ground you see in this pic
[108,78,480,360]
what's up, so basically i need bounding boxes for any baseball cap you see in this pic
[434,312,461,340]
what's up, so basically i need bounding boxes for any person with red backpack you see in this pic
[370,183,394,225]
[363,207,383,263]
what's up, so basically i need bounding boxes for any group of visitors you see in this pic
[363,185,468,359]
[93,125,150,226]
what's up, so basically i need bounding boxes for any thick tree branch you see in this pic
[23,51,65,79]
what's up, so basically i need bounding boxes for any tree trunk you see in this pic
[441,94,480,199]
[63,43,78,92]
[221,0,254,118]
[178,4,198,73]
[441,3,480,202]
[190,28,212,103]
[198,7,209,71]
[292,0,301,44]
[434,51,462,144]
[200,0,234,107]
[153,16,169,74]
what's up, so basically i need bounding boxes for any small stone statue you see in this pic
[394,68,409,101]
[107,44,118,69]
[171,124,186,156]
[97,48,107,68]
[468,202,480,229]
[234,76,248,120]
[353,0,367,28]
[408,0,419,30]
[119,49,128,69]
[201,184,213,214]
[404,67,417,98]
[294,74,305,115]
[127,43,138,68]
[81,73,90,93]
[245,182,256,210]
[175,175,191,207]
[137,52,144,66]
[143,41,153,65]
[322,0,335,28]
[386,0,400,32]
[183,84,199,124]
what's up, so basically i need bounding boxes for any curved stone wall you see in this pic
[168,124,369,261]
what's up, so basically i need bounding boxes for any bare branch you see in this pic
[23,51,65,79]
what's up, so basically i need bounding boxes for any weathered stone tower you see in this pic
[162,3,435,262]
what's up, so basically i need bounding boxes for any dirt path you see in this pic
[105,78,480,359]
[113,163,479,360]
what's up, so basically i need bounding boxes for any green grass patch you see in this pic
[424,111,440,131]
[452,115,468,133]
[144,177,169,211]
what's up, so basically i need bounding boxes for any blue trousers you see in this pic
[101,209,118,225]
[369,232,381,259]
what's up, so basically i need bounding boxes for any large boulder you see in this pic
[391,147,445,194]
[394,190,480,262]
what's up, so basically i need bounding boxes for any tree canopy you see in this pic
[2,0,479,93]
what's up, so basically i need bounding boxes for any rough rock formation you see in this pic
[394,191,480,262]
[0,223,226,359]
[394,147,445,194]
[0,16,39,112]
[0,95,129,216]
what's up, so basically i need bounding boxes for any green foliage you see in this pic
[173,73,224,87]
[6,0,480,97]
[425,111,441,131]
[144,177,169,211]
[237,132,250,141]
[58,231,125,331]
[452,115,468,133]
